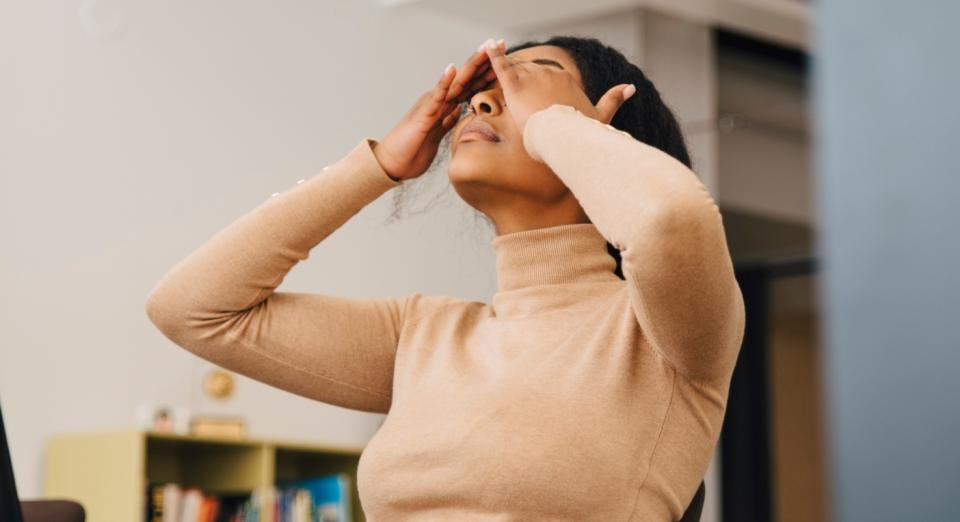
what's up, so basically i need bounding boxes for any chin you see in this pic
[447,148,500,184]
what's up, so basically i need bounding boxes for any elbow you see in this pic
[144,280,247,366]
[709,282,747,385]
[144,281,184,340]
[144,284,216,363]
[144,279,206,346]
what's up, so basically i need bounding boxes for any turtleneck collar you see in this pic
[490,223,621,318]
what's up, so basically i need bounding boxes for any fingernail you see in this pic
[623,83,637,100]
[444,62,454,74]
[497,38,504,47]
[484,38,497,50]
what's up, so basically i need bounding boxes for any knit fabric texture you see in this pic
[145,103,746,521]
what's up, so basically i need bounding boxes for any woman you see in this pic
[146,36,745,521]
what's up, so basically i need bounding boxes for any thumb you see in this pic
[595,83,636,124]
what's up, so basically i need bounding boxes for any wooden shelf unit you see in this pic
[44,430,366,522]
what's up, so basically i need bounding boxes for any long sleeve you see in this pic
[522,103,745,383]
[144,137,411,413]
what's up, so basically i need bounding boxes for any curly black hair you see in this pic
[387,35,693,279]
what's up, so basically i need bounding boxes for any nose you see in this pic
[469,87,503,117]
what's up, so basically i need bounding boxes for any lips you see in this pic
[459,119,501,143]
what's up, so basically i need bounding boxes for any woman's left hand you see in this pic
[483,39,636,137]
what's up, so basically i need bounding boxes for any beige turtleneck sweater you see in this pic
[145,103,745,521]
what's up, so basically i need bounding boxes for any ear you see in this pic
[594,83,636,124]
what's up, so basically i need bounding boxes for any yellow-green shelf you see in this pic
[45,430,366,522]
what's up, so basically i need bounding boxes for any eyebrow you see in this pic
[520,58,566,70]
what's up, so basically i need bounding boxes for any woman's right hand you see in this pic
[372,39,504,182]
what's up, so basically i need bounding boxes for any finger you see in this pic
[449,74,497,114]
[482,38,517,90]
[449,41,503,102]
[441,107,461,132]
[424,63,458,118]
[464,66,497,90]
[482,65,498,82]
[429,108,459,142]
[461,74,496,100]
[445,54,483,102]
[445,49,491,102]
[595,83,635,124]
[445,38,501,102]
[438,96,463,128]
[447,45,499,103]
[439,95,461,118]
[447,62,493,104]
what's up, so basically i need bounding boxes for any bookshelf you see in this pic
[44,430,366,522]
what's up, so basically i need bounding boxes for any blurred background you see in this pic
[1,1,957,521]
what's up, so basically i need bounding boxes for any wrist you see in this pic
[371,140,403,182]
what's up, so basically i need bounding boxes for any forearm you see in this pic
[523,104,744,382]
[145,137,401,337]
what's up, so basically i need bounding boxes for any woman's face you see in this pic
[446,45,587,225]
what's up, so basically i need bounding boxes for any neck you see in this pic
[467,187,590,237]
[490,223,621,318]
[491,210,589,236]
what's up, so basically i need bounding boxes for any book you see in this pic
[143,477,351,522]
[146,483,165,522]
[179,488,203,522]
[145,484,246,522]
[276,474,352,522]
[161,484,182,522]
[197,496,219,522]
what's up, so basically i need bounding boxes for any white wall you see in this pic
[0,0,498,498]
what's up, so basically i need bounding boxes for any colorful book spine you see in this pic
[145,474,352,522]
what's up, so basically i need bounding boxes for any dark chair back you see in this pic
[20,499,85,522]
[678,480,706,522]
